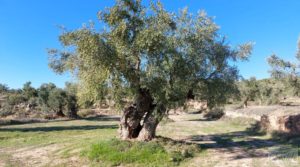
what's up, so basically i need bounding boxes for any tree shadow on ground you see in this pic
[187,110,203,114]
[186,123,300,161]
[0,118,72,126]
[187,118,218,122]
[0,115,120,126]
[0,124,118,132]
[80,115,120,122]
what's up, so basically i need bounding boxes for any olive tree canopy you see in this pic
[48,0,252,141]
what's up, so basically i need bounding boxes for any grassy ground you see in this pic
[0,116,119,167]
[0,112,299,167]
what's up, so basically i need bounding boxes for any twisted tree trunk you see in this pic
[119,89,166,141]
[138,104,166,141]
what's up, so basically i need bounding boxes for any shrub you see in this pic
[77,109,95,118]
[28,97,39,108]
[0,102,13,117]
[7,94,26,106]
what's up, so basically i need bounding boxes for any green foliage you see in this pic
[47,88,67,114]
[0,102,14,117]
[0,82,78,118]
[257,79,282,105]
[22,82,37,100]
[239,77,259,102]
[0,84,9,94]
[7,94,26,106]
[49,0,252,111]
[84,138,199,166]
[65,93,78,117]
[200,78,240,109]
[28,97,39,108]
[77,109,95,118]
[237,78,283,106]
[37,83,56,108]
[268,37,300,97]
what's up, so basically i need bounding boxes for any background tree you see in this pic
[268,37,300,97]
[0,84,9,95]
[48,88,67,117]
[22,82,38,100]
[38,83,56,111]
[64,82,78,118]
[238,77,259,108]
[257,79,283,105]
[48,0,252,141]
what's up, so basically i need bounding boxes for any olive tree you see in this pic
[38,83,56,109]
[238,77,260,108]
[268,37,300,96]
[22,82,38,100]
[48,0,252,141]
[47,88,67,117]
[64,82,78,118]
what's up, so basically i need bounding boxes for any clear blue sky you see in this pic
[1,0,300,89]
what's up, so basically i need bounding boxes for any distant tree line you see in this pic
[237,77,284,107]
[237,37,300,107]
[0,82,78,118]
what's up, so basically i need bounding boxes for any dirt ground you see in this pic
[0,109,299,167]
[158,112,300,167]
[225,105,300,121]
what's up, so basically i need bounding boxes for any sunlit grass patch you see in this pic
[83,138,200,166]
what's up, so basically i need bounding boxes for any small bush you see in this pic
[265,97,280,105]
[77,109,95,118]
[246,121,267,135]
[0,102,14,117]
[7,94,26,106]
[204,108,225,120]
[83,138,199,166]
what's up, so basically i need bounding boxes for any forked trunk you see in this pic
[119,89,153,140]
[119,89,166,141]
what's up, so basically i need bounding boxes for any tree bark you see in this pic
[243,97,249,108]
[138,114,158,141]
[67,108,78,118]
[186,89,195,100]
[119,88,153,140]
[138,104,166,141]
[119,89,166,141]
[66,96,78,118]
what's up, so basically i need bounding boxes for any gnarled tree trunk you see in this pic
[119,89,166,141]
[138,104,166,141]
